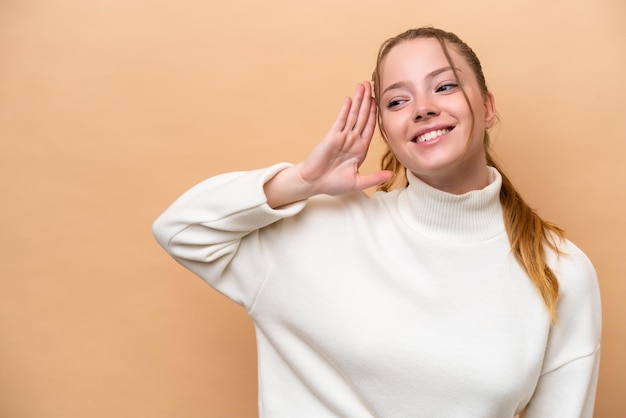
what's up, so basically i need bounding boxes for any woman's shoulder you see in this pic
[550,237,601,319]
[278,189,403,235]
[302,188,402,217]
[551,238,597,281]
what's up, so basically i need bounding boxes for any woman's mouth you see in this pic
[412,127,453,143]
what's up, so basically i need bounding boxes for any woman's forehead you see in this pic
[383,38,462,71]
[379,39,468,83]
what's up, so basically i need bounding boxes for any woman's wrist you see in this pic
[263,164,316,209]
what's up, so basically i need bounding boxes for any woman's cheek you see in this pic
[382,115,405,142]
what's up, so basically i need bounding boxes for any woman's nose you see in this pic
[413,98,439,120]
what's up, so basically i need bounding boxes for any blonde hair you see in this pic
[372,27,564,321]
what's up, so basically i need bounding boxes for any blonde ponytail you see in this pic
[487,153,564,321]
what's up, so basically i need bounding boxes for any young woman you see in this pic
[153,27,601,417]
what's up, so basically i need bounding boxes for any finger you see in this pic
[353,84,372,133]
[354,170,395,191]
[331,96,352,133]
[344,83,365,132]
[360,99,378,140]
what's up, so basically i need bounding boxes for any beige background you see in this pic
[1,0,624,417]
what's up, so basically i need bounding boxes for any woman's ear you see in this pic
[484,92,497,129]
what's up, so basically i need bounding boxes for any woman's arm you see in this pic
[152,164,306,306]
[524,246,602,417]
[152,82,391,305]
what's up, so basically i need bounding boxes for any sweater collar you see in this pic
[398,166,505,242]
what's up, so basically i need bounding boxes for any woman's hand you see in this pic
[264,82,393,208]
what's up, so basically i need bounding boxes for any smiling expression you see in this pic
[378,38,496,194]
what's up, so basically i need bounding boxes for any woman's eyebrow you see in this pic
[382,66,460,96]
[429,66,459,78]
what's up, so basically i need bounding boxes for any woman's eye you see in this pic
[386,99,405,109]
[436,83,458,93]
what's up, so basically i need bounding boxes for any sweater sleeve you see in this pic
[151,163,307,308]
[524,245,602,417]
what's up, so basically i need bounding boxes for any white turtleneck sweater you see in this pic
[152,164,601,418]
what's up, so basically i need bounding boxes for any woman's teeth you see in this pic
[415,128,450,143]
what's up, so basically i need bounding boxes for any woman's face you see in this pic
[379,38,496,193]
